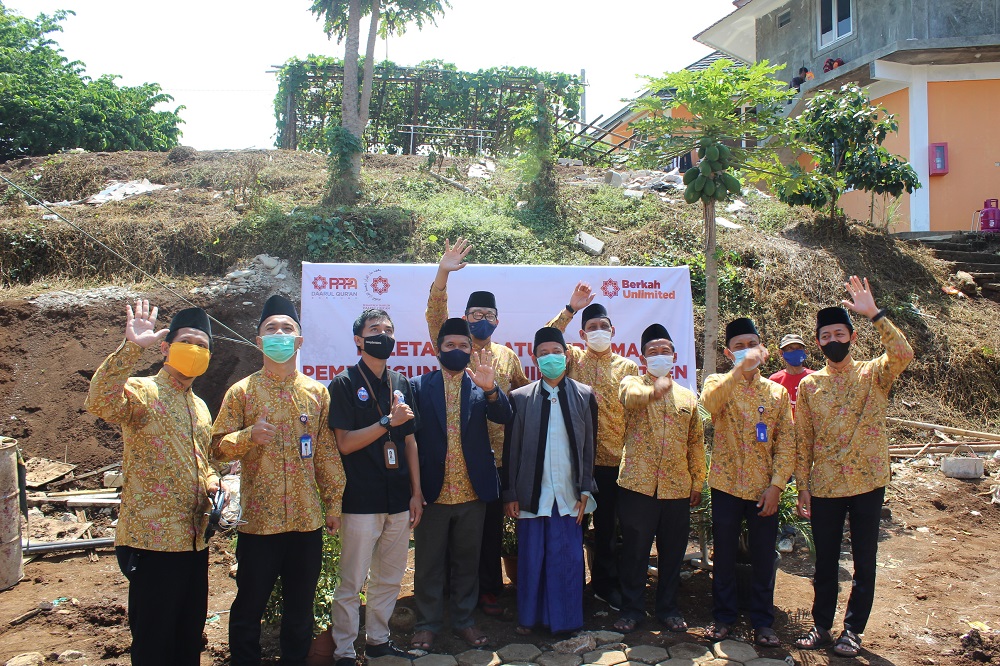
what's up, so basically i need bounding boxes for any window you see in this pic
[818,0,851,47]
[777,9,792,28]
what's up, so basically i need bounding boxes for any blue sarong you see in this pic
[516,508,584,633]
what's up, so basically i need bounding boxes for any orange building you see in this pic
[696,0,1000,233]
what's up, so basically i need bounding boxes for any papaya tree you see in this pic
[773,84,919,230]
[627,59,794,382]
[310,0,449,202]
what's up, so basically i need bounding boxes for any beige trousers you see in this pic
[331,511,410,659]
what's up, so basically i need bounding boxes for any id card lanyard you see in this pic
[357,364,399,469]
[756,405,768,443]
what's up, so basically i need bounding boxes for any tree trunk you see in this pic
[703,199,719,388]
[358,0,380,130]
[341,0,363,188]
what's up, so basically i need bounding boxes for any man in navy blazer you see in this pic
[409,318,513,651]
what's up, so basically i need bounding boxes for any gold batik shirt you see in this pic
[436,371,478,504]
[548,308,639,466]
[211,369,345,535]
[618,375,706,499]
[426,283,529,463]
[85,341,218,552]
[795,316,914,498]
[701,370,795,501]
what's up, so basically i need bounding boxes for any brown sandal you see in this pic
[795,626,833,650]
[755,627,780,647]
[833,629,862,657]
[410,629,435,651]
[613,617,638,633]
[454,625,489,648]
[705,622,731,642]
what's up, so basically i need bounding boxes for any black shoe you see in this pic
[593,588,623,611]
[336,659,357,666]
[366,641,413,660]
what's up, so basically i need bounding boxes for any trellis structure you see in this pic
[271,58,583,156]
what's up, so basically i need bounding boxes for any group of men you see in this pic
[87,238,913,666]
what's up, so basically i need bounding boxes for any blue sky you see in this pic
[10,0,737,150]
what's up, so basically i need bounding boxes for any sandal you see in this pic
[833,629,862,658]
[661,615,688,633]
[755,627,781,647]
[454,625,489,648]
[514,625,533,636]
[410,630,435,651]
[794,626,833,650]
[613,617,639,633]
[705,622,731,642]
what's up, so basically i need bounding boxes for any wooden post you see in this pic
[703,199,719,386]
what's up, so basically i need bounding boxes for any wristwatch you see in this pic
[379,415,391,428]
[565,304,576,314]
[484,384,500,397]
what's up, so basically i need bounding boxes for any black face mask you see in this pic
[439,349,471,372]
[820,340,851,363]
[363,333,395,360]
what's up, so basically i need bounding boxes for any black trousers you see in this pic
[229,529,324,666]
[414,501,487,633]
[478,467,504,597]
[115,545,209,666]
[710,489,779,629]
[590,465,622,596]
[617,488,690,621]
[811,486,885,634]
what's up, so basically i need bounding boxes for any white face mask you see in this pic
[586,329,613,352]
[646,355,674,378]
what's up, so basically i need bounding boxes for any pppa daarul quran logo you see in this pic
[310,276,358,296]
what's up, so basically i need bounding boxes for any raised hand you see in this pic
[388,391,414,427]
[652,374,673,399]
[568,281,596,313]
[439,237,473,273]
[125,299,169,349]
[466,347,496,391]
[251,406,276,446]
[741,345,769,370]
[842,275,879,318]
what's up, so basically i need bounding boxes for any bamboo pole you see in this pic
[887,418,1000,441]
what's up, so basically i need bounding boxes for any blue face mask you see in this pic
[261,334,297,363]
[439,349,471,372]
[468,318,497,340]
[732,349,749,366]
[782,349,807,367]
[537,353,567,379]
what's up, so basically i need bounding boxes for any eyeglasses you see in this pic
[466,311,498,323]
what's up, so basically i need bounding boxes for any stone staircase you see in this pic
[911,232,1000,298]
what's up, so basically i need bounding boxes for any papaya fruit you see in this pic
[683,168,699,185]
[699,136,714,147]
[701,193,713,204]
[714,186,728,202]
[684,186,699,204]
[718,144,733,161]
[722,173,741,193]
[694,174,707,191]
[697,146,706,159]
[703,179,716,197]
[710,160,724,173]
[699,160,713,176]
[705,145,719,162]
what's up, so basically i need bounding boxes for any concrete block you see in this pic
[575,231,605,256]
[497,644,542,663]
[665,643,714,663]
[711,640,758,663]
[414,655,458,666]
[103,471,123,488]
[582,649,627,666]
[604,171,624,187]
[626,646,668,664]
[457,651,501,666]
[538,653,585,666]
[587,631,624,645]
[553,635,596,654]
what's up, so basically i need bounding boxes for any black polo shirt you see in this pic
[328,361,418,514]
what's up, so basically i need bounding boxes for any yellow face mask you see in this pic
[165,342,211,378]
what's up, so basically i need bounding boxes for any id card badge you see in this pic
[383,442,399,469]
[756,407,768,443]
[299,434,314,459]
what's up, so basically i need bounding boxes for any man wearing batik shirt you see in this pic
[547,282,639,610]
[426,237,529,616]
[614,324,704,635]
[409,318,513,651]
[212,295,344,666]
[701,317,794,647]
[794,276,914,659]
[86,300,218,666]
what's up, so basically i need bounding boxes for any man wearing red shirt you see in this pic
[767,334,813,414]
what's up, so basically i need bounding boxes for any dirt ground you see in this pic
[1,290,999,666]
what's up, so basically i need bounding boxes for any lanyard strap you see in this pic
[357,363,387,419]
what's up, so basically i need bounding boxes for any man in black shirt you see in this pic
[328,309,423,665]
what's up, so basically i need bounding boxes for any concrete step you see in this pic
[922,241,988,252]
[933,250,1000,264]
[952,262,1000,274]
[970,273,999,283]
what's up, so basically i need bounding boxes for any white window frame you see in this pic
[817,0,852,48]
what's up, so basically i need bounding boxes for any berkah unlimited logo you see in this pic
[601,278,620,299]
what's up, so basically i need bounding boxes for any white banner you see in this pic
[299,263,697,392]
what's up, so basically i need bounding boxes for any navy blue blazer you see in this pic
[411,370,513,504]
